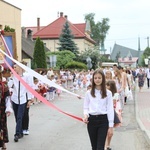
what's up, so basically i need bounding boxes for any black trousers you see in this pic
[147,78,150,88]
[22,102,29,130]
[12,102,26,135]
[87,114,108,150]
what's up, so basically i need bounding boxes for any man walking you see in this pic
[8,63,33,142]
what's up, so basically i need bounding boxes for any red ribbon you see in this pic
[4,59,83,122]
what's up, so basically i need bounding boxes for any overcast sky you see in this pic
[5,0,150,54]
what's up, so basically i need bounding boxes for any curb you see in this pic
[135,87,150,145]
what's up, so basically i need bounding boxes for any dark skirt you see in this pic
[0,98,9,144]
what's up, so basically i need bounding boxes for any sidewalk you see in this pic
[135,83,150,144]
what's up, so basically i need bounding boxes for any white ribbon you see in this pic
[0,48,80,97]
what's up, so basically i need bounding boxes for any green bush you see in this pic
[4,25,15,32]
[65,61,87,69]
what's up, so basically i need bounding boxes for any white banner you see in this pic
[0,48,81,97]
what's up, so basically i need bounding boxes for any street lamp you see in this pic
[86,56,92,70]
[144,56,150,66]
[148,56,150,65]
[49,55,57,68]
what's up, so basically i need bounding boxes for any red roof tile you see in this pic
[74,23,86,33]
[25,26,44,37]
[118,57,138,63]
[32,16,95,44]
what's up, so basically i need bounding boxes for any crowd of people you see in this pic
[0,62,150,150]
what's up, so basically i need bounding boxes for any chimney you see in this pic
[37,17,40,31]
[21,27,26,37]
[64,15,68,19]
[60,12,63,17]
[27,29,33,40]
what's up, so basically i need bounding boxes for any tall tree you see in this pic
[84,13,110,47]
[77,47,101,69]
[58,21,79,56]
[141,47,150,66]
[33,37,47,69]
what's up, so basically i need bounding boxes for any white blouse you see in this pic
[83,89,114,127]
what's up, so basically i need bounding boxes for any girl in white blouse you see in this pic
[105,80,121,150]
[83,69,114,150]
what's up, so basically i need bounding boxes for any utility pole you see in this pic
[147,36,149,48]
[138,37,141,51]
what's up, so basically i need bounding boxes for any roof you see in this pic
[32,15,96,44]
[74,23,85,34]
[22,36,50,59]
[101,62,118,67]
[2,0,21,10]
[25,26,45,37]
[118,57,138,63]
[110,43,143,61]
[22,36,35,59]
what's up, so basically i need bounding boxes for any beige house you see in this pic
[25,12,96,53]
[0,0,21,60]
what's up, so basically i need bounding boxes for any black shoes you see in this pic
[14,135,19,142]
[14,133,23,142]
[18,133,24,139]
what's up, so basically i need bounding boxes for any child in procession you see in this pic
[83,69,114,150]
[105,80,121,150]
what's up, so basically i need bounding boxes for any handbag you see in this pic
[114,110,121,124]
[127,90,133,101]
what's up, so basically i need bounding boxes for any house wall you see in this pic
[42,38,95,53]
[0,1,21,60]
[119,62,137,68]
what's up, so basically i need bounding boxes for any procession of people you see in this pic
[0,61,149,150]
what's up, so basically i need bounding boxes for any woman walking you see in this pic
[83,69,114,150]
[137,69,145,92]
[0,65,13,149]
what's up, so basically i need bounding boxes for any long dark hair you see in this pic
[91,69,106,98]
[106,80,117,96]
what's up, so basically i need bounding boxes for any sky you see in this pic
[5,0,150,54]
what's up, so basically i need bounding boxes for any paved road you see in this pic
[5,87,150,150]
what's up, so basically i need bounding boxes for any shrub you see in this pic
[65,61,87,69]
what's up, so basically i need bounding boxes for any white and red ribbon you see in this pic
[0,34,84,122]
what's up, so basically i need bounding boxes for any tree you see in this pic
[84,13,110,47]
[77,47,101,69]
[65,61,87,70]
[46,50,76,69]
[58,21,79,56]
[33,37,47,69]
[141,47,150,66]
[143,47,150,58]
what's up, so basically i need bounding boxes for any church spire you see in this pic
[138,37,141,51]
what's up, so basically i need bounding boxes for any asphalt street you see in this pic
[6,88,150,150]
